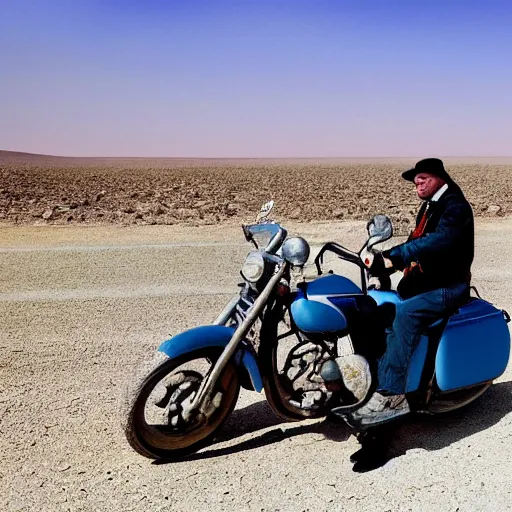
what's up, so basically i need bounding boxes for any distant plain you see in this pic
[2,151,511,233]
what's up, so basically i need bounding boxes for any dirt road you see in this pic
[2,220,512,511]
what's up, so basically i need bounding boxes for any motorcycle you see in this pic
[121,201,511,459]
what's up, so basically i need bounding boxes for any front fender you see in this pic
[158,325,263,392]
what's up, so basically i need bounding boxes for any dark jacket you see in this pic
[385,183,474,298]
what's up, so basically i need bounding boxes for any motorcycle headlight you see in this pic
[241,251,265,282]
[282,237,310,266]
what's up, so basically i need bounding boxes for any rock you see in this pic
[135,212,143,219]
[70,202,79,209]
[154,204,166,215]
[487,205,501,215]
[225,203,239,215]
[28,198,37,204]
[42,209,54,220]
[333,209,344,219]
[122,206,136,214]
[177,208,196,218]
[193,200,208,208]
[56,205,70,213]
[288,208,301,220]
[82,199,90,207]
[95,190,106,202]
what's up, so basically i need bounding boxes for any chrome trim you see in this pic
[213,296,239,325]
[266,227,287,254]
[182,263,289,420]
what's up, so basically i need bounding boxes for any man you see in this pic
[349,158,474,427]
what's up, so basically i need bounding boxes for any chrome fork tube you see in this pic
[183,263,288,420]
[213,296,239,325]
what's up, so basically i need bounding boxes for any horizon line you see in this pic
[2,149,512,160]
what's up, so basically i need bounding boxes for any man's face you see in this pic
[413,172,446,200]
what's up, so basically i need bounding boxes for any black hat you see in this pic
[402,158,453,183]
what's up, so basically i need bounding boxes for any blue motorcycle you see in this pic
[121,202,511,459]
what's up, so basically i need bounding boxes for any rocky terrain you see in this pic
[1,152,511,235]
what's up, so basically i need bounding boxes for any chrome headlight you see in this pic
[282,237,310,266]
[241,251,265,282]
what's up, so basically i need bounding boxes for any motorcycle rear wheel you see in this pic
[121,349,240,459]
[426,381,492,414]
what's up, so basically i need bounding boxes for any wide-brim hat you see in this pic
[402,158,453,183]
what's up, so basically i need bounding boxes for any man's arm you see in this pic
[383,200,472,271]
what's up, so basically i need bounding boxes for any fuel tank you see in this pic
[290,274,366,334]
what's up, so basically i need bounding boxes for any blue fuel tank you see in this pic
[290,274,362,334]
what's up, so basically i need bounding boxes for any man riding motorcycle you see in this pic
[348,158,475,427]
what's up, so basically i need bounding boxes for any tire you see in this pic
[259,302,331,421]
[427,381,492,415]
[121,349,240,459]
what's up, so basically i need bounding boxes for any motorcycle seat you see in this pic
[371,290,470,335]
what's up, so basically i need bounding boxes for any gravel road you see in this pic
[2,220,512,512]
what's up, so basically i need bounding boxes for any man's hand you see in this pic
[369,252,387,276]
[383,256,393,269]
[367,252,395,292]
[368,276,383,290]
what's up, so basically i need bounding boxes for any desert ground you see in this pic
[2,152,512,232]
[1,154,512,511]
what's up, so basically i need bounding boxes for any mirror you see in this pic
[366,214,393,250]
[256,200,274,223]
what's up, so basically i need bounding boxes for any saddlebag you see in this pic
[406,298,511,393]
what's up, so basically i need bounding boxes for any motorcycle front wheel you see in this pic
[121,348,240,459]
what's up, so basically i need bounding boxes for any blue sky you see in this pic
[1,0,511,157]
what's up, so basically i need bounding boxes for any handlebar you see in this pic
[314,242,368,294]
[314,242,365,276]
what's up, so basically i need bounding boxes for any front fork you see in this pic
[182,263,289,421]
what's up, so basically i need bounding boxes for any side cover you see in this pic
[158,325,263,392]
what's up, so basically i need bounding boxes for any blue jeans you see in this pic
[377,282,469,395]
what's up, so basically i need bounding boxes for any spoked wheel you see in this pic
[259,301,334,420]
[121,349,240,459]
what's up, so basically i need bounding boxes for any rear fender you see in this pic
[158,325,263,392]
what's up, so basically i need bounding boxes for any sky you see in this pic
[1,0,511,157]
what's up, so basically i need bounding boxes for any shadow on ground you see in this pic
[154,381,512,466]
[386,380,512,460]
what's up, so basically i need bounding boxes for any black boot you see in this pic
[349,427,394,472]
